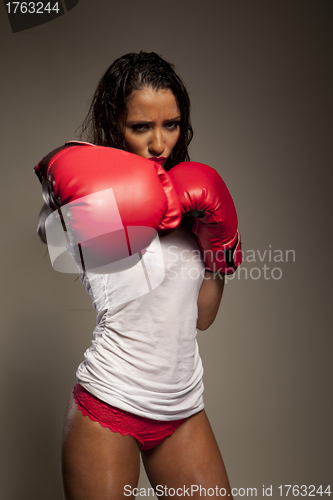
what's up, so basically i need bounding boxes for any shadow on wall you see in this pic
[5,0,80,33]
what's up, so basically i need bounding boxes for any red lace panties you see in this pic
[72,384,186,450]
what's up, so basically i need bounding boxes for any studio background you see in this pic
[1,1,332,499]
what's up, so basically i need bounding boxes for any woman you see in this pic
[36,52,240,499]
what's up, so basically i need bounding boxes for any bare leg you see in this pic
[141,410,232,499]
[62,393,141,500]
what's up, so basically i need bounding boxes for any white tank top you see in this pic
[76,225,206,420]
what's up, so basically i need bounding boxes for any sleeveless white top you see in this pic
[76,225,206,420]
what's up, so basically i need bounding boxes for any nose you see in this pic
[148,128,165,156]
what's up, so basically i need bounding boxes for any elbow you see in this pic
[197,309,219,331]
[196,319,213,331]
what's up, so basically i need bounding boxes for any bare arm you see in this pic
[197,271,225,331]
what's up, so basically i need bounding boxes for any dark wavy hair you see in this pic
[79,51,193,171]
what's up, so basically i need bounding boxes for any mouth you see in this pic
[148,156,167,165]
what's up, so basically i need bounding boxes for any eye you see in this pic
[131,123,149,132]
[164,121,180,131]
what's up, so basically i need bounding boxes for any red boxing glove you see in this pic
[168,161,242,274]
[35,142,181,273]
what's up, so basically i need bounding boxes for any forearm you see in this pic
[197,271,224,331]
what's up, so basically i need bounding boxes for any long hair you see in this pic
[80,51,193,171]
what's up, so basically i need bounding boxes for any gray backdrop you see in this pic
[1,1,332,499]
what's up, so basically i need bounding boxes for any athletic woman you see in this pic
[35,51,241,500]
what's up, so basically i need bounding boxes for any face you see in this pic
[122,86,181,166]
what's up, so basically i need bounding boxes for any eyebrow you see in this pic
[126,116,181,125]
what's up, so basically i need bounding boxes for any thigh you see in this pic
[141,410,232,499]
[62,392,141,500]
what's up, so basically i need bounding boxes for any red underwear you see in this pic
[72,384,187,450]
